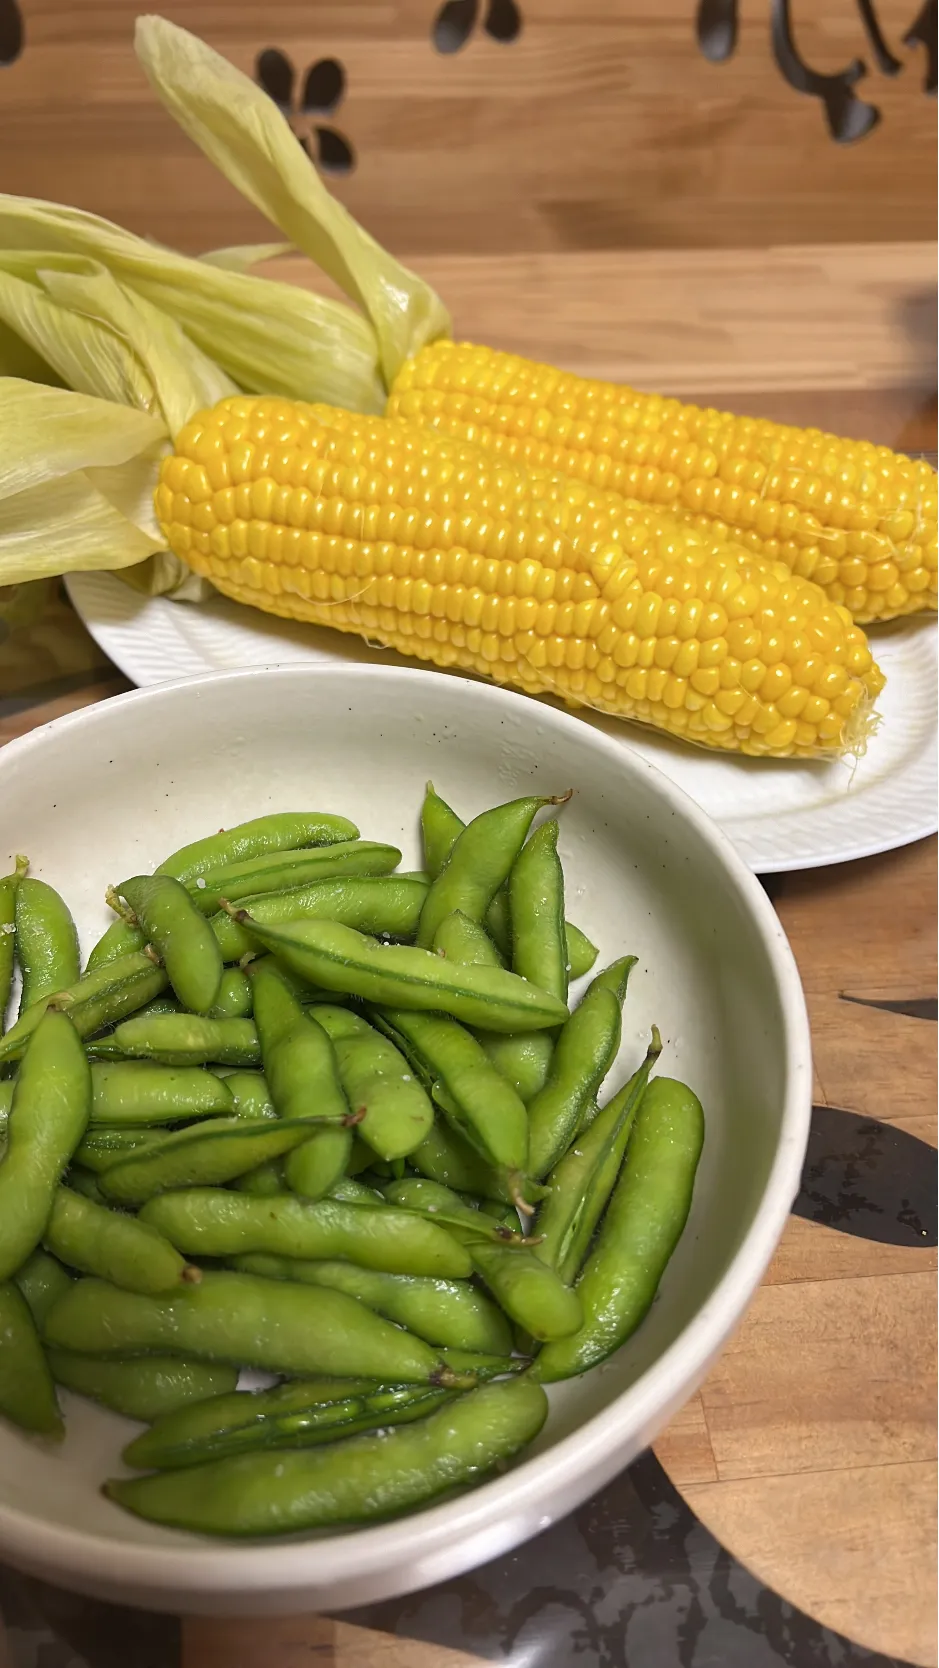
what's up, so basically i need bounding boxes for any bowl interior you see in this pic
[0,666,807,1608]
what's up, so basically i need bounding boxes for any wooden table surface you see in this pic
[0,243,935,1668]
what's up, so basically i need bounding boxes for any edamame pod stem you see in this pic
[47,1350,238,1421]
[123,1379,451,1472]
[98,1116,350,1205]
[468,1242,583,1342]
[206,967,253,1018]
[46,1272,467,1386]
[188,841,402,915]
[90,1062,234,1125]
[0,1280,62,1436]
[210,876,429,962]
[527,957,637,1181]
[310,1006,435,1163]
[139,1189,474,1279]
[0,952,168,1066]
[157,811,360,884]
[234,1254,513,1356]
[43,1186,199,1294]
[111,1013,260,1067]
[105,1376,548,1536]
[15,878,81,1017]
[14,1247,72,1329]
[417,794,570,949]
[0,1011,91,1280]
[0,855,28,1028]
[533,1075,705,1382]
[114,874,224,1015]
[535,1030,662,1281]
[232,916,568,1033]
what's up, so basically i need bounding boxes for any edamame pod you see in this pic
[234,1158,285,1197]
[232,916,568,1033]
[114,874,224,1014]
[209,876,429,962]
[432,911,505,968]
[417,794,568,949]
[206,967,253,1019]
[0,1280,62,1436]
[233,1254,513,1356]
[46,1272,467,1386]
[47,1350,238,1421]
[533,1076,705,1381]
[98,1117,346,1204]
[105,1376,548,1536]
[64,1167,107,1203]
[122,1378,451,1471]
[43,1186,198,1294]
[252,961,351,1197]
[15,877,80,1016]
[566,924,599,981]
[90,1062,235,1125]
[187,841,402,915]
[0,856,28,1027]
[380,1178,528,1245]
[411,1119,517,1205]
[431,912,551,1108]
[285,1125,353,1201]
[468,1242,583,1342]
[0,1011,90,1280]
[110,1014,260,1066]
[527,957,636,1181]
[222,1071,276,1121]
[312,1005,434,1162]
[509,819,568,1002]
[157,811,360,883]
[139,1189,473,1278]
[14,1247,72,1329]
[74,1126,165,1173]
[0,952,168,1065]
[420,783,463,880]
[84,916,146,973]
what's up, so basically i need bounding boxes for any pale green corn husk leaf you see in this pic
[0,381,166,501]
[0,260,157,412]
[200,242,292,271]
[0,197,385,412]
[0,317,62,385]
[134,16,451,388]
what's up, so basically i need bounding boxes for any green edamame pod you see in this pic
[46,1271,468,1386]
[90,1062,234,1125]
[509,819,568,1002]
[15,877,80,1017]
[110,1014,260,1066]
[98,1117,346,1205]
[139,1188,474,1278]
[285,1125,353,1201]
[63,1167,107,1203]
[235,1158,286,1196]
[43,1186,198,1294]
[432,910,505,968]
[0,1011,90,1280]
[0,1078,12,1123]
[206,967,253,1019]
[157,811,360,884]
[411,1119,518,1205]
[209,876,429,962]
[417,794,568,949]
[84,916,146,974]
[105,1375,548,1536]
[122,1378,451,1471]
[222,1071,276,1121]
[527,957,637,1181]
[311,1005,434,1162]
[328,1175,384,1205]
[234,1254,513,1356]
[468,1242,582,1342]
[116,874,224,1015]
[432,912,551,1108]
[251,961,351,1197]
[566,924,599,981]
[47,1349,238,1421]
[0,1280,62,1436]
[535,1029,662,1282]
[14,1247,72,1329]
[420,782,463,880]
[380,1178,528,1245]
[73,1126,165,1173]
[0,856,28,1027]
[376,1009,531,1202]
[0,951,168,1066]
[533,1075,705,1382]
[187,841,402,916]
[229,916,568,1033]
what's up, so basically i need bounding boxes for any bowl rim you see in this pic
[0,663,812,1601]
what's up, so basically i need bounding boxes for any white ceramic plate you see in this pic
[0,665,811,1614]
[65,572,938,874]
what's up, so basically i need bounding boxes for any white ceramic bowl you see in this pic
[0,665,811,1615]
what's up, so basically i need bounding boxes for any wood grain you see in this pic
[0,1,934,259]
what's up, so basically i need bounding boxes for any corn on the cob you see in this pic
[388,341,938,627]
[156,396,884,761]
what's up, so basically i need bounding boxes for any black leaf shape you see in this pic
[905,0,938,92]
[771,0,881,141]
[794,1104,938,1244]
[856,0,903,74]
[315,126,355,175]
[485,0,522,44]
[696,0,738,62]
[0,0,23,66]
[433,0,478,54]
[303,57,345,115]
[255,47,294,112]
[841,992,938,1020]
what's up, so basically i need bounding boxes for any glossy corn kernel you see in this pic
[389,341,938,626]
[157,396,885,760]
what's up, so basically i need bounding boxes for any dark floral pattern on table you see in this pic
[254,49,354,174]
[0,0,23,66]
[432,0,523,54]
